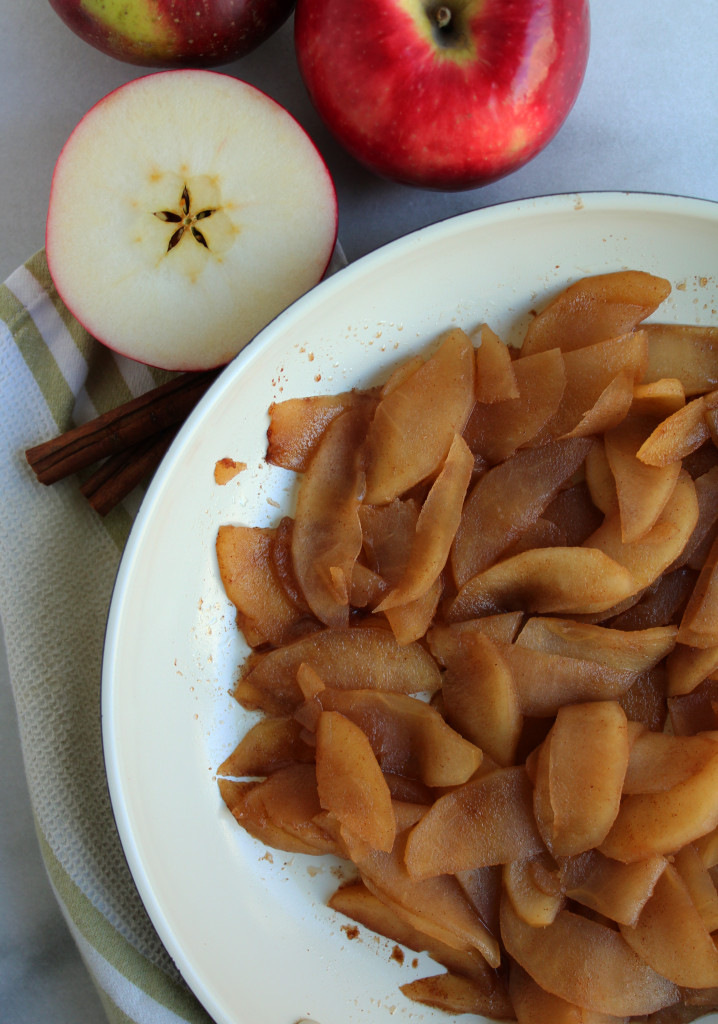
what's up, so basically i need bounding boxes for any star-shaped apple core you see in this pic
[153,185,216,252]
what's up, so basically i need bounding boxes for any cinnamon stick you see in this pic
[26,368,221,485]
[80,426,179,517]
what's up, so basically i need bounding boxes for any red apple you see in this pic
[47,0,295,67]
[295,0,590,191]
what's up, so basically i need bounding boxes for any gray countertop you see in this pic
[2,0,718,1021]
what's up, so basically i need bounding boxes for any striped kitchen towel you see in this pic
[0,245,345,1024]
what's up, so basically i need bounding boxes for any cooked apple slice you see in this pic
[511,960,633,1024]
[504,857,565,926]
[382,773,433,805]
[428,614,524,662]
[315,711,395,851]
[400,971,513,1019]
[404,766,545,878]
[270,517,311,613]
[695,824,718,870]
[296,662,325,700]
[669,467,718,572]
[449,547,636,621]
[516,617,677,672]
[633,378,686,418]
[451,438,593,588]
[643,324,718,395]
[560,370,635,439]
[454,865,502,937]
[237,627,441,715]
[623,731,718,793]
[560,849,666,927]
[501,894,678,1016]
[542,482,604,547]
[669,679,718,735]
[521,272,671,357]
[474,323,519,402]
[266,391,378,472]
[584,469,699,592]
[349,563,389,609]
[328,882,496,985]
[364,329,475,504]
[216,717,314,777]
[500,644,637,717]
[667,643,718,696]
[585,440,619,515]
[531,331,649,444]
[600,743,718,861]
[505,517,567,555]
[605,414,682,544]
[296,689,481,787]
[218,778,258,815]
[384,577,442,646]
[292,405,372,627]
[216,525,317,646]
[617,667,668,732]
[611,568,698,631]
[636,396,713,467]
[462,348,566,464]
[377,434,473,611]
[440,631,522,767]
[548,702,629,856]
[381,354,424,398]
[619,864,718,988]
[678,531,718,648]
[674,843,718,933]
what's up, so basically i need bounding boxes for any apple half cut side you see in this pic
[46,70,338,371]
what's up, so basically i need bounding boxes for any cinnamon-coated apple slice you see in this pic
[404,766,545,878]
[516,617,677,672]
[449,547,636,621]
[541,482,604,547]
[632,378,686,418]
[462,348,566,464]
[610,569,698,631]
[380,355,425,398]
[315,711,395,851]
[668,679,718,736]
[617,666,668,732]
[451,438,593,588]
[666,642,718,696]
[266,391,378,472]
[622,731,718,793]
[349,563,389,609]
[507,517,566,555]
[642,323,718,395]
[473,323,519,402]
[585,440,619,514]
[673,843,718,933]
[500,894,679,1017]
[521,271,671,357]
[216,717,314,777]
[296,662,325,700]
[270,517,311,614]
[509,961,630,1024]
[605,414,681,543]
[670,467,718,574]
[376,434,473,611]
[559,370,634,439]
[454,866,502,938]
[46,71,337,370]
[364,328,475,504]
[503,857,565,926]
[428,614,524,658]
[636,395,715,466]
[548,702,629,856]
[236,626,441,715]
[400,971,513,1019]
[619,864,718,988]
[560,849,667,927]
[383,577,442,646]
[678,531,718,648]
[359,498,419,585]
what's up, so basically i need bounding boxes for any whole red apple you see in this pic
[295,0,589,191]
[48,0,295,67]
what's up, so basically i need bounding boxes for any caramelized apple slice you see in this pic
[449,548,636,621]
[605,414,681,543]
[382,773,433,805]
[292,406,371,627]
[667,642,718,696]
[218,778,258,815]
[454,866,502,937]
[504,857,565,926]
[451,438,593,587]
[384,577,442,646]
[474,323,519,402]
[548,702,629,856]
[350,563,389,609]
[381,354,424,398]
[611,568,698,631]
[619,864,718,988]
[364,329,475,504]
[266,390,378,472]
[542,482,604,547]
[668,467,718,572]
[328,882,496,985]
[501,894,678,1016]
[695,824,718,870]
[440,631,522,767]
[678,531,718,648]
[586,440,619,515]
[217,717,314,777]
[532,331,649,443]
[674,843,718,933]
[237,627,441,714]
[669,679,718,736]
[521,271,671,357]
[584,470,699,592]
[560,849,666,927]
[500,644,637,717]
[633,378,686,418]
[560,370,634,439]
[359,498,419,585]
[296,662,325,700]
[216,525,316,646]
[404,767,545,878]
[516,618,677,672]
[622,731,718,793]
[617,667,668,732]
[510,961,632,1024]
[428,614,524,663]
[600,744,718,861]
[506,517,566,556]
[463,348,566,464]
[636,396,713,467]
[297,689,481,787]
[400,972,513,1020]
[377,434,473,611]
[643,324,718,396]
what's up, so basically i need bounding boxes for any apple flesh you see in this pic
[46,70,337,371]
[294,0,590,190]
[48,0,295,68]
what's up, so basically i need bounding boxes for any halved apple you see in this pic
[46,71,337,370]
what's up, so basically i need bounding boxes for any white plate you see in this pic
[104,192,718,1024]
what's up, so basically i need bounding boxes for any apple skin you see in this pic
[48,0,296,67]
[295,0,590,191]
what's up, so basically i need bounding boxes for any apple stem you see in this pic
[435,6,452,28]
